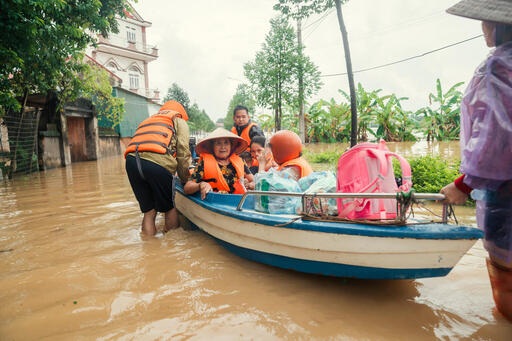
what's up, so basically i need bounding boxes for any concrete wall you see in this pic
[99,135,122,158]
[39,134,63,169]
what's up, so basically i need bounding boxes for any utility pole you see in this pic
[297,19,305,143]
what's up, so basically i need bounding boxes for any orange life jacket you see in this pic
[277,157,313,178]
[124,112,179,158]
[201,153,246,194]
[231,122,255,151]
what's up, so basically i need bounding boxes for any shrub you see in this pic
[408,156,461,193]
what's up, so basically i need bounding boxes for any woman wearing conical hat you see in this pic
[184,128,255,199]
[440,0,512,322]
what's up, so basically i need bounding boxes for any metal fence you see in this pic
[1,109,41,179]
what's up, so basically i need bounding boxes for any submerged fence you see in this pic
[1,109,41,179]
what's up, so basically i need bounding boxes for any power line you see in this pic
[321,34,483,77]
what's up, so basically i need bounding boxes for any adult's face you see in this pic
[233,109,250,127]
[213,138,232,160]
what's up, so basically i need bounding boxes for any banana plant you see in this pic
[418,79,464,141]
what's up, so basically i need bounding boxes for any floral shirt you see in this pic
[189,159,250,193]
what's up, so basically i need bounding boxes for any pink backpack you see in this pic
[336,140,412,220]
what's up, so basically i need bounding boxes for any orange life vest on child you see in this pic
[124,112,179,158]
[277,157,313,178]
[231,122,255,151]
[201,153,246,194]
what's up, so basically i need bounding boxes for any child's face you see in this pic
[250,143,265,159]
[213,138,232,160]
[233,109,250,127]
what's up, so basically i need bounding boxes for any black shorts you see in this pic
[125,155,175,213]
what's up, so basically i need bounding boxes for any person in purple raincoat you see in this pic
[440,0,512,322]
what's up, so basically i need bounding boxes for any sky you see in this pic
[134,0,490,122]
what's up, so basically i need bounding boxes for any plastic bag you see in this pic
[298,171,333,191]
[303,171,338,216]
[254,170,301,214]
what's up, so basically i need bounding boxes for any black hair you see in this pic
[233,105,249,116]
[495,23,512,46]
[250,135,266,148]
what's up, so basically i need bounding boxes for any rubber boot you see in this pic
[486,258,512,322]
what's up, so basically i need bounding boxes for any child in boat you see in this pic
[184,128,255,199]
[248,135,277,174]
[256,130,313,181]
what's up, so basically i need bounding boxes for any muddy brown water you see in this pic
[1,141,511,340]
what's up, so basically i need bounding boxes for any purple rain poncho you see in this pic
[460,41,512,264]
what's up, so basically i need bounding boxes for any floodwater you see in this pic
[1,141,511,340]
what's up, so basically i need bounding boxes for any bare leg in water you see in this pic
[163,208,179,233]
[487,256,512,322]
[141,209,157,236]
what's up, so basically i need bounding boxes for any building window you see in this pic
[129,73,139,90]
[106,62,118,72]
[126,26,136,43]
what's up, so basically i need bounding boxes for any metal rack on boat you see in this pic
[237,191,449,224]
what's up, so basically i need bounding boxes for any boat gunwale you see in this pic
[174,186,483,241]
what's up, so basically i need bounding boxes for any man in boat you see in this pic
[230,105,265,169]
[184,128,255,199]
[441,0,512,322]
[256,130,313,181]
[124,100,192,236]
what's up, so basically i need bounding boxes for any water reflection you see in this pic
[1,146,511,339]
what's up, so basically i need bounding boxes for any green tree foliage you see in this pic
[0,0,129,113]
[416,79,464,141]
[187,103,215,132]
[224,84,256,130]
[408,156,461,193]
[164,83,191,112]
[81,64,125,129]
[244,16,321,130]
[306,99,351,142]
[274,0,357,146]
[163,83,214,132]
[338,83,417,142]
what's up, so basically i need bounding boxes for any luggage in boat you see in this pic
[336,140,412,220]
[301,171,338,216]
[254,170,302,214]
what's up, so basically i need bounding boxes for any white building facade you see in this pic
[87,6,160,102]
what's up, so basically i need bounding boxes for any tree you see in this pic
[80,63,125,129]
[417,79,464,141]
[163,83,214,132]
[0,0,129,114]
[274,0,358,146]
[244,16,321,131]
[187,103,215,132]
[224,84,256,130]
[164,83,191,112]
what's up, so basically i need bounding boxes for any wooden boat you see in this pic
[175,185,482,279]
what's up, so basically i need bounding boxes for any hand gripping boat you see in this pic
[175,185,482,280]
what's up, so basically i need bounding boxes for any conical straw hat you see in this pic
[195,128,248,155]
[447,0,512,25]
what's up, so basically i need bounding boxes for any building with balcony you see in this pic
[87,5,160,102]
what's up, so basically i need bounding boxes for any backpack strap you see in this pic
[388,152,412,191]
[365,147,412,191]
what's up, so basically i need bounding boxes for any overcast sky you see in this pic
[134,0,489,121]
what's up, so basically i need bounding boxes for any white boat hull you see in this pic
[175,189,482,279]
